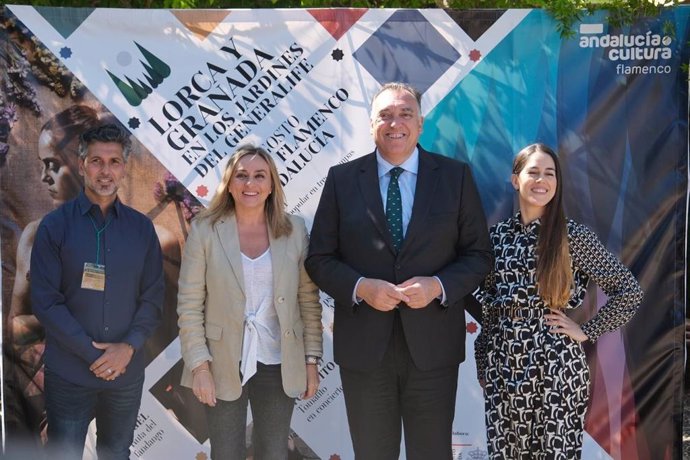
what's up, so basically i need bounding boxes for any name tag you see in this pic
[81,263,105,291]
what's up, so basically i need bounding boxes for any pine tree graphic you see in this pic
[107,42,171,107]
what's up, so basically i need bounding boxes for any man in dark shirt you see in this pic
[30,124,164,459]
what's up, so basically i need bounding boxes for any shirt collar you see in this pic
[512,211,541,233]
[376,147,420,179]
[77,190,121,218]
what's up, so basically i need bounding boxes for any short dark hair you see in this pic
[78,124,132,161]
[371,82,422,114]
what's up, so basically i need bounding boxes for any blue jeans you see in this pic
[206,363,295,460]
[44,368,144,460]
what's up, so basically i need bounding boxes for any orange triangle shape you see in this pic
[308,9,368,41]
[171,10,230,41]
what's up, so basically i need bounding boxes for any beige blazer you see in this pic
[177,213,322,401]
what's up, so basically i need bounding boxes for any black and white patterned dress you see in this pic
[474,213,643,459]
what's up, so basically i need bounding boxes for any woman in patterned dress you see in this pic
[474,143,643,459]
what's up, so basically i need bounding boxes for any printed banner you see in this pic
[0,6,687,459]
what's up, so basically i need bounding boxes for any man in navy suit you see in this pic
[305,82,492,459]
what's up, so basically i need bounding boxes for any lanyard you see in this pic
[88,214,112,265]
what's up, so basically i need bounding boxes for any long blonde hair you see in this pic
[196,144,292,238]
[513,143,572,308]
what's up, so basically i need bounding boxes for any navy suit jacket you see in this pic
[305,147,492,371]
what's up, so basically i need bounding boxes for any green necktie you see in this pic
[386,167,404,253]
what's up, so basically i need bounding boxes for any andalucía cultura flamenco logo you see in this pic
[578,23,674,76]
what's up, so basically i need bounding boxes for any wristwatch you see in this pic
[305,355,319,365]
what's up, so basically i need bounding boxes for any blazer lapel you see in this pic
[269,229,286,304]
[215,215,246,296]
[403,148,439,252]
[357,152,397,253]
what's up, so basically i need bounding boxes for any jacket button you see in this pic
[277,296,285,303]
[284,330,291,337]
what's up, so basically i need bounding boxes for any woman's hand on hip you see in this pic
[545,309,588,343]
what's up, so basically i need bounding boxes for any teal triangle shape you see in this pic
[34,7,95,39]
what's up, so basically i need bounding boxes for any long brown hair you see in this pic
[196,144,292,238]
[512,143,572,308]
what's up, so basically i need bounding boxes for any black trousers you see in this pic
[339,311,459,460]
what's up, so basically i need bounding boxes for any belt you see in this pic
[495,303,550,321]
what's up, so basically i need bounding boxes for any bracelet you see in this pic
[305,355,319,365]
[193,368,210,376]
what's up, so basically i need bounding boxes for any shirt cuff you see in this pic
[123,333,145,351]
[352,277,364,304]
[580,322,595,343]
[434,276,448,306]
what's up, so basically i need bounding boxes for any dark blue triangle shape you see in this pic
[446,10,507,42]
[34,7,95,39]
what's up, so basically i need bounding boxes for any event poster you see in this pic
[0,5,687,459]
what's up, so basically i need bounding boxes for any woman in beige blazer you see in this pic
[177,144,322,460]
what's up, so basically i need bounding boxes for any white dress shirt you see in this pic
[352,148,447,304]
[376,148,419,237]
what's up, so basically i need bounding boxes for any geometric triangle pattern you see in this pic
[353,9,460,95]
[445,9,507,42]
[34,6,95,39]
[308,8,368,41]
[171,9,231,41]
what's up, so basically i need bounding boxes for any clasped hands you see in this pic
[356,276,442,311]
[89,342,134,382]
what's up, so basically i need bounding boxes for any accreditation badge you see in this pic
[81,262,106,291]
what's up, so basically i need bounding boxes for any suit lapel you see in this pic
[358,152,397,253]
[402,148,439,252]
[215,215,246,296]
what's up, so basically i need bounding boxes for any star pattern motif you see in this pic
[331,48,344,61]
[386,167,404,252]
